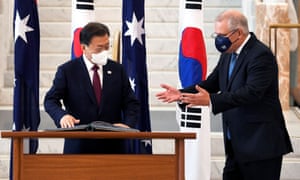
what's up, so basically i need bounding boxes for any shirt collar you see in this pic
[83,54,94,70]
[235,33,251,55]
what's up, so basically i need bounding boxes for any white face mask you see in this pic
[91,50,108,65]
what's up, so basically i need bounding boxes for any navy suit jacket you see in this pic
[44,57,140,153]
[183,33,293,162]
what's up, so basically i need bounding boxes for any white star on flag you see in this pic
[141,139,152,147]
[124,12,145,46]
[14,11,34,43]
[129,77,136,92]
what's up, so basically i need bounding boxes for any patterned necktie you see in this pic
[92,65,101,106]
[228,52,237,79]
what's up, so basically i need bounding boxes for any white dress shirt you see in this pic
[82,54,103,86]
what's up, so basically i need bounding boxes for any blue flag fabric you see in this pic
[13,0,40,152]
[122,0,152,154]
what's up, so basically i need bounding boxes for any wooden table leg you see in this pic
[175,139,185,180]
[13,138,23,180]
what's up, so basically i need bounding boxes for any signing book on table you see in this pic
[44,121,139,132]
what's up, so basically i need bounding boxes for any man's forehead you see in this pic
[215,22,228,32]
[90,36,109,43]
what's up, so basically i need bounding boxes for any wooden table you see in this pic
[1,131,196,180]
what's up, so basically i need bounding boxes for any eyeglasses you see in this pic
[85,43,112,54]
[96,44,111,52]
[211,29,238,39]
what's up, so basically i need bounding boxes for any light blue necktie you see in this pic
[228,52,237,79]
[227,53,237,139]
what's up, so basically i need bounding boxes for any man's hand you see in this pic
[113,123,130,128]
[180,85,210,107]
[156,84,181,103]
[60,114,80,128]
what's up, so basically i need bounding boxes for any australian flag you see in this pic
[13,0,40,152]
[122,0,152,154]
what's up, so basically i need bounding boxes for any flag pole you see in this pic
[112,30,120,63]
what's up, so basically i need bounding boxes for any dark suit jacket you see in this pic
[44,57,140,154]
[183,33,293,163]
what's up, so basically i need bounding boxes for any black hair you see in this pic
[79,22,110,46]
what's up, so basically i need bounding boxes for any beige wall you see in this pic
[0,0,241,109]
[0,1,14,89]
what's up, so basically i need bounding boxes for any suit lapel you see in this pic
[226,34,255,89]
[227,53,243,82]
[98,61,113,114]
[226,53,245,90]
[223,54,232,89]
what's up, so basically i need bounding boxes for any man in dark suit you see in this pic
[44,22,140,154]
[156,10,293,180]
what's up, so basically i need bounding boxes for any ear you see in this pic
[81,44,86,51]
[237,28,242,37]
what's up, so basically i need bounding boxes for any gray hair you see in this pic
[215,10,249,34]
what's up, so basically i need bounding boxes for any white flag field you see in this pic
[71,0,95,58]
[177,0,211,180]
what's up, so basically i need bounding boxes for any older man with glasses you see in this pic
[156,9,293,180]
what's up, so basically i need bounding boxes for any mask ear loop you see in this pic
[229,29,240,45]
[82,45,94,62]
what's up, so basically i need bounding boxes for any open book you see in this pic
[44,121,139,132]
